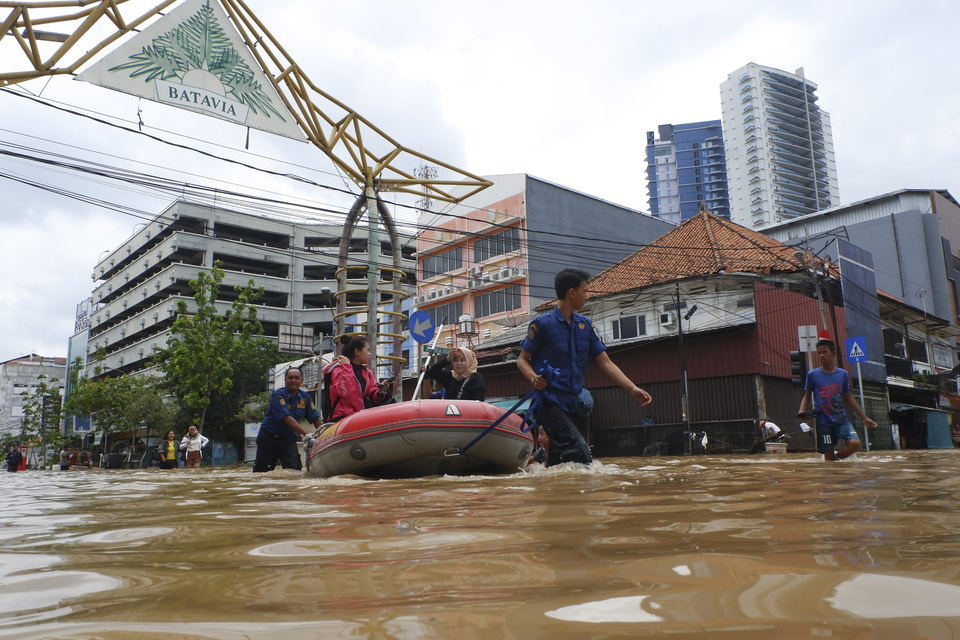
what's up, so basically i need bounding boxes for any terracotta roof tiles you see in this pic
[587,210,806,298]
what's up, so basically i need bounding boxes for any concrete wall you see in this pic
[524,175,672,302]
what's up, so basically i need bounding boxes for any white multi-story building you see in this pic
[0,354,66,438]
[720,63,840,228]
[86,200,415,378]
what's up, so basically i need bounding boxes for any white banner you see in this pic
[76,0,305,141]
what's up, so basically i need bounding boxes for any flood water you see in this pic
[2,450,960,639]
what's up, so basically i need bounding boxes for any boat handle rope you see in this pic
[450,366,558,457]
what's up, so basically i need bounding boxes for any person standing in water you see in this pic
[156,430,179,469]
[517,268,652,466]
[253,366,323,473]
[798,338,877,460]
[179,425,210,469]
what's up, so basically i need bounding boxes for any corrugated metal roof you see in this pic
[474,324,528,351]
[587,210,806,299]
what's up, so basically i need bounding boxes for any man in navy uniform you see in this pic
[517,268,652,466]
[253,366,323,472]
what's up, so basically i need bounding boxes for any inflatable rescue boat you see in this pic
[304,399,534,479]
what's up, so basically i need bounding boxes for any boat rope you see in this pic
[454,366,559,456]
[453,390,540,457]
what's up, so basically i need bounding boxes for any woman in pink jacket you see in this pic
[322,336,395,421]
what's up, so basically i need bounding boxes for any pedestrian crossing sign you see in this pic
[845,336,868,363]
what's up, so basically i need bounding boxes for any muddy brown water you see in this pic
[2,450,960,639]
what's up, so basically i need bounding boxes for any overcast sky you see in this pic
[1,0,958,363]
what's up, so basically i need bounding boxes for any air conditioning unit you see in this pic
[482,329,491,339]
[154,280,161,289]
[137,348,144,356]
[151,342,158,350]
[139,318,145,326]
[469,266,482,277]
[659,312,676,327]
[499,268,511,279]
[429,290,438,299]
[443,286,454,296]
[141,288,147,297]
[467,279,479,289]
[119,329,125,337]
[491,272,501,281]
[482,273,492,283]
[156,250,163,259]
[143,260,149,268]
[152,312,159,319]
[512,267,524,276]
[444,337,453,345]
[167,304,174,312]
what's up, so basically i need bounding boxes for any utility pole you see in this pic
[676,284,691,454]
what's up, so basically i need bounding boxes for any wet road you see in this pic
[2,450,960,639]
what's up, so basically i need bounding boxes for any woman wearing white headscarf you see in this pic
[426,347,486,401]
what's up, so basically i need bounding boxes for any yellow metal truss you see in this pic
[0,0,491,203]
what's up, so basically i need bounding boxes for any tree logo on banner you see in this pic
[78,0,304,140]
[109,2,284,123]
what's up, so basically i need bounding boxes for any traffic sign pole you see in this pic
[858,361,869,452]
[845,336,870,452]
[412,324,444,400]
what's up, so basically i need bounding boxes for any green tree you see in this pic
[64,372,175,454]
[19,374,63,467]
[156,261,280,443]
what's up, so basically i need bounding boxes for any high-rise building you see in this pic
[720,63,839,228]
[85,200,415,378]
[646,121,730,224]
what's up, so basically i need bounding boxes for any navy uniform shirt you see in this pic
[260,387,321,437]
[520,306,606,402]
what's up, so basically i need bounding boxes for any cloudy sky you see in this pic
[1,0,958,363]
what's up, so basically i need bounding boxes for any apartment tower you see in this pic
[646,120,731,224]
[720,63,839,228]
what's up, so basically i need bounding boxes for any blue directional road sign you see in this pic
[845,336,868,363]
[409,310,436,344]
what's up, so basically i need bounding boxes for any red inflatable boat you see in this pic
[304,399,534,479]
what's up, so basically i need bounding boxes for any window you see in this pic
[613,315,645,340]
[475,285,522,318]
[424,300,462,327]
[883,328,905,357]
[422,247,462,279]
[905,336,928,363]
[474,227,520,263]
